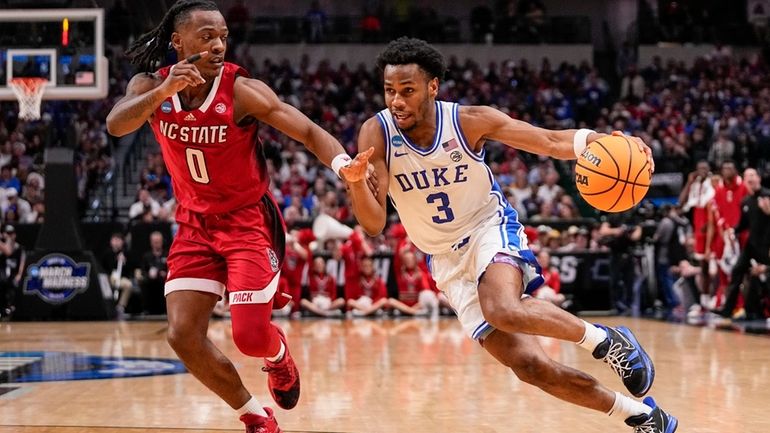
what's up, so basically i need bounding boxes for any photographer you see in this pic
[101,232,134,319]
[653,205,688,315]
[0,225,25,319]
[598,211,643,314]
[136,231,168,315]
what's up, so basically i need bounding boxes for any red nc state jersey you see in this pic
[150,62,268,214]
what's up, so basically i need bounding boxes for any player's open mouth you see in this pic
[210,57,224,66]
[393,112,410,122]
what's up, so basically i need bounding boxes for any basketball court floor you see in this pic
[1,317,768,432]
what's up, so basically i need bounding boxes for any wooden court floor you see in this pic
[1,317,769,433]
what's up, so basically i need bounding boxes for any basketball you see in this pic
[574,135,651,212]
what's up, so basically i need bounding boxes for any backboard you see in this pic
[0,8,107,100]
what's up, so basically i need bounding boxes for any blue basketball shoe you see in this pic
[593,325,655,397]
[625,397,678,433]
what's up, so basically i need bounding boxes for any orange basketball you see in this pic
[575,135,651,212]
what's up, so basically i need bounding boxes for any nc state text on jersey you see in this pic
[159,120,228,144]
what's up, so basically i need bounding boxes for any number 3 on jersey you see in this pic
[427,192,454,224]
[185,148,210,184]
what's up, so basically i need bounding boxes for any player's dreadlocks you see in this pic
[126,0,219,72]
[376,37,446,81]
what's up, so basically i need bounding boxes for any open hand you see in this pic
[340,147,378,195]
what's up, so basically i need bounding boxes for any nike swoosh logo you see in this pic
[394,151,408,157]
[616,331,635,350]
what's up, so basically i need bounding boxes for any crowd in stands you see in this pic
[98,39,766,323]
[210,0,764,46]
[0,42,136,227]
[0,115,48,226]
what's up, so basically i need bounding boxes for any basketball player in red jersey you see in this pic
[106,2,361,432]
[678,161,715,316]
[706,161,748,313]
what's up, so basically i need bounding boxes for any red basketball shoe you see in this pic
[240,408,281,433]
[262,325,300,409]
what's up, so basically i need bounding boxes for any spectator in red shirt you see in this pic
[276,229,311,316]
[300,256,345,317]
[390,250,439,317]
[341,226,374,289]
[679,161,715,308]
[532,250,566,307]
[346,256,388,317]
[396,236,442,296]
[706,161,749,307]
[708,161,749,253]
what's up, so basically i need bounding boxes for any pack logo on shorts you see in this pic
[267,248,279,272]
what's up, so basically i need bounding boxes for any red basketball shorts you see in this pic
[164,194,286,306]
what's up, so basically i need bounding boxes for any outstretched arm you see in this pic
[235,77,348,169]
[459,106,654,171]
[106,52,209,136]
[341,118,390,236]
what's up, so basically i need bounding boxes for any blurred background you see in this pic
[1,0,769,330]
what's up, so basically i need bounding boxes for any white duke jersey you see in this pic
[378,101,526,254]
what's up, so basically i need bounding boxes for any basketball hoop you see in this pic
[9,77,47,121]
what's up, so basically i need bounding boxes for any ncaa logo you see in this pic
[391,136,404,147]
[266,248,279,272]
[161,101,173,113]
[450,150,462,162]
[215,103,226,114]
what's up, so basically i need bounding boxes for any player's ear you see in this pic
[428,77,439,98]
[170,32,183,52]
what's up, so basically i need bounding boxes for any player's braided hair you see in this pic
[126,0,219,72]
[376,37,446,81]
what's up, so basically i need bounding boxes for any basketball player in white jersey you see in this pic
[340,38,677,433]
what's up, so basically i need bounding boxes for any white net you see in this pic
[9,78,47,121]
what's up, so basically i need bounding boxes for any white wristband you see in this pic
[331,154,352,179]
[573,128,595,158]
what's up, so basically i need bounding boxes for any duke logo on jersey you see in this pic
[394,164,469,192]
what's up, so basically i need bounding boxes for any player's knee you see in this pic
[482,300,525,333]
[231,320,274,357]
[166,323,203,356]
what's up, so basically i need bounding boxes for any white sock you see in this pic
[607,392,652,422]
[265,341,286,363]
[577,320,608,353]
[700,294,711,307]
[236,396,268,417]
